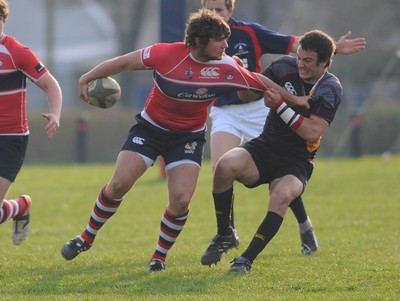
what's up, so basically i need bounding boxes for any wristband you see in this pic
[274,99,304,131]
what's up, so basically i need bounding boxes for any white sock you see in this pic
[298,216,312,234]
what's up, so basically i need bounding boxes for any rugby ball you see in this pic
[87,77,121,108]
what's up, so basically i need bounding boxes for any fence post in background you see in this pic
[157,0,185,178]
[350,113,362,158]
[76,113,90,163]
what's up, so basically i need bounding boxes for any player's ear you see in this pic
[194,37,201,48]
[321,58,331,68]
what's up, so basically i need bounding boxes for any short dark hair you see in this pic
[300,30,336,67]
[0,0,9,20]
[184,8,230,48]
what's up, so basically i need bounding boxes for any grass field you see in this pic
[0,156,399,300]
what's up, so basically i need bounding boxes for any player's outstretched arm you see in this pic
[237,75,309,109]
[255,73,310,109]
[335,31,366,54]
[79,50,146,101]
[290,31,366,55]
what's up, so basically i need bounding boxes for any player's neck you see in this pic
[190,50,208,63]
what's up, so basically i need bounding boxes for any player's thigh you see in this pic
[108,150,148,196]
[210,131,241,170]
[216,147,259,185]
[166,163,200,213]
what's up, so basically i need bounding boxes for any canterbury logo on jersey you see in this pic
[132,136,145,145]
[284,82,297,95]
[200,67,220,78]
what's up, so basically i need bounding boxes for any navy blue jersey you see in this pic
[213,17,294,106]
[259,55,343,160]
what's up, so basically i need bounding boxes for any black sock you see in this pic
[230,192,235,228]
[213,187,233,235]
[242,211,283,262]
[289,196,308,224]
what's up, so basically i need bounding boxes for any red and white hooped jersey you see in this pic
[0,35,48,135]
[140,42,267,131]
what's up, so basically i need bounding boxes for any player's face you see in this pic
[296,46,327,84]
[203,0,233,22]
[194,37,228,61]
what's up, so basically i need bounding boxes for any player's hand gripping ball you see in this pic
[87,77,121,108]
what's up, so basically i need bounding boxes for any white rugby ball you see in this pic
[87,77,121,109]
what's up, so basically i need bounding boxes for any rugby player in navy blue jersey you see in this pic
[203,29,344,273]
[200,0,366,265]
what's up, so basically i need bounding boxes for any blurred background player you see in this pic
[200,0,366,262]
[0,0,62,244]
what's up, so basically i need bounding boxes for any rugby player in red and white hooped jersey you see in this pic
[60,8,309,272]
[0,0,62,245]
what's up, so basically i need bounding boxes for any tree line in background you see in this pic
[25,0,400,162]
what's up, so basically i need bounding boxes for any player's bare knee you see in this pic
[169,195,191,213]
[270,190,292,208]
[215,155,240,177]
[107,179,132,198]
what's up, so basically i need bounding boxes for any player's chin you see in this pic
[298,71,310,81]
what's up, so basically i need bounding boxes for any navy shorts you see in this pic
[241,138,313,189]
[0,135,29,182]
[121,114,206,167]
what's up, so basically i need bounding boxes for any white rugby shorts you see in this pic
[209,99,270,143]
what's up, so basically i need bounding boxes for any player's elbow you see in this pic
[301,127,326,143]
[299,116,329,142]
[304,133,322,144]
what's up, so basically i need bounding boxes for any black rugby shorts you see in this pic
[121,115,206,167]
[241,138,313,189]
[0,135,29,182]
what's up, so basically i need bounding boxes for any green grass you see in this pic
[1,156,399,300]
